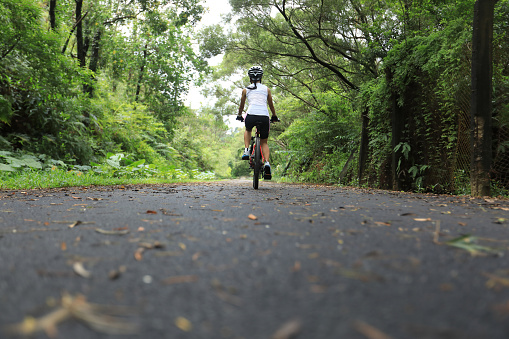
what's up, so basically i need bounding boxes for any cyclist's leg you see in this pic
[243,115,255,160]
[262,138,271,179]
[260,138,269,162]
[244,130,252,149]
[258,116,270,162]
[258,118,272,179]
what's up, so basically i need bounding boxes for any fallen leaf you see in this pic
[162,275,199,285]
[175,317,192,332]
[138,241,164,249]
[95,228,129,235]
[68,221,82,229]
[458,222,467,226]
[414,218,432,222]
[179,243,187,250]
[73,262,91,278]
[248,214,258,220]
[134,248,144,261]
[374,221,391,226]
[292,261,301,272]
[439,283,455,292]
[137,227,145,232]
[271,319,302,339]
[353,320,392,339]
[60,242,67,251]
[446,235,498,256]
[146,210,157,214]
[433,221,441,244]
[5,309,70,337]
[108,266,126,280]
[484,272,509,290]
[308,252,320,259]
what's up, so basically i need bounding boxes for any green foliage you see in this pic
[278,94,359,183]
[0,95,12,123]
[0,0,209,174]
[0,151,46,172]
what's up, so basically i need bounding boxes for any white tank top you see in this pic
[246,83,269,117]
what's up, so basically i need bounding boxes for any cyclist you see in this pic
[236,66,278,180]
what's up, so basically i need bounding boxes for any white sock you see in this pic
[245,148,249,152]
[265,161,270,166]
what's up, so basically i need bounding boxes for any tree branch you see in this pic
[275,0,358,90]
[61,10,89,54]
[0,37,21,61]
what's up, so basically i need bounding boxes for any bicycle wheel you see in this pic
[253,136,261,189]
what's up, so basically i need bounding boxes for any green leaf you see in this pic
[0,163,16,172]
[20,155,42,169]
[446,235,498,256]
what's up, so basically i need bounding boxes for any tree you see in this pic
[470,0,499,196]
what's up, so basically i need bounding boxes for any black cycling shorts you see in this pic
[245,115,270,139]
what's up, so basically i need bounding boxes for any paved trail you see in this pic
[1,180,509,339]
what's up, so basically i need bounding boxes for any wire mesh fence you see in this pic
[359,58,509,193]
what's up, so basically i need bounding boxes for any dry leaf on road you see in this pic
[162,275,199,285]
[4,293,138,337]
[353,320,392,339]
[68,220,82,228]
[175,316,192,332]
[73,262,91,278]
[95,228,129,235]
[271,319,302,339]
[134,248,144,261]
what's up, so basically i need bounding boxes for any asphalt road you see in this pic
[1,180,509,339]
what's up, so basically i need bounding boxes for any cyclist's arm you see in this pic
[267,88,276,117]
[238,89,247,116]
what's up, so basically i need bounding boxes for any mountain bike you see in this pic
[237,116,279,189]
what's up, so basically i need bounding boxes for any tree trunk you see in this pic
[84,30,102,97]
[470,0,498,196]
[76,0,86,67]
[358,108,369,184]
[49,0,57,30]
[135,44,148,102]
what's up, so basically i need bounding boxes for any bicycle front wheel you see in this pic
[253,136,261,189]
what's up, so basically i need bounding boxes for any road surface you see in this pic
[1,180,508,338]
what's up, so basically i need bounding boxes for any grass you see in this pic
[0,169,215,190]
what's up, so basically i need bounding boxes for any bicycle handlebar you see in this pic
[235,115,280,123]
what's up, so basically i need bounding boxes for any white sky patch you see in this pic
[185,0,231,110]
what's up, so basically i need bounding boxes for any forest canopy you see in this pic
[199,0,509,195]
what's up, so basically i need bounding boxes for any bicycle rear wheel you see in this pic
[253,136,261,189]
